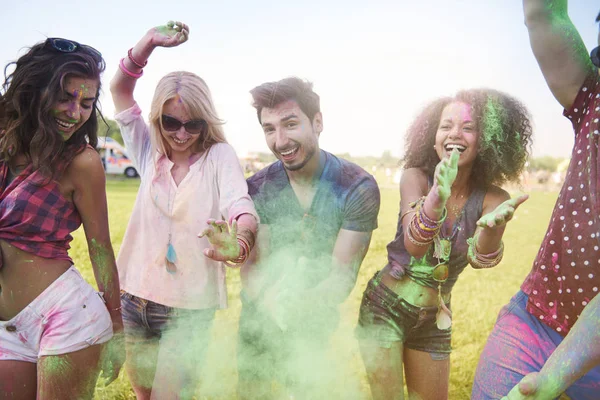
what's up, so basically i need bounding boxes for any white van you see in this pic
[97,137,138,178]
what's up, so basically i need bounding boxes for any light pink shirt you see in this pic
[115,103,257,309]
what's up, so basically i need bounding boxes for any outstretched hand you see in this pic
[198,219,240,262]
[433,149,460,202]
[477,194,529,229]
[148,21,189,48]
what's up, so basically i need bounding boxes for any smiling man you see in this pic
[237,77,380,399]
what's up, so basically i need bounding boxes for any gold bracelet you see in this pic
[467,236,504,269]
[406,221,433,247]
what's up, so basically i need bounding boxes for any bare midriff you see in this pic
[380,271,451,307]
[0,240,71,321]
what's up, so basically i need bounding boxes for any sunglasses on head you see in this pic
[161,115,207,135]
[591,46,600,69]
[46,38,103,61]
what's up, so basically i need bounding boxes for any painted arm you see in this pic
[199,145,259,262]
[259,229,372,330]
[110,21,190,113]
[70,147,124,384]
[469,187,528,268]
[401,150,459,258]
[523,0,595,109]
[310,229,373,304]
[502,293,600,399]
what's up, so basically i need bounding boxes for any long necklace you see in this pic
[165,178,177,274]
[431,199,467,330]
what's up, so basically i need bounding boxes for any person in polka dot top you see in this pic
[472,2,600,399]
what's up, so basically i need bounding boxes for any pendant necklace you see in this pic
[431,202,465,330]
[165,179,177,274]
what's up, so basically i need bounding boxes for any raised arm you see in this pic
[401,150,459,259]
[110,21,189,113]
[523,0,595,109]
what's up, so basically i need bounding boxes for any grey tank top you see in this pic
[382,187,486,294]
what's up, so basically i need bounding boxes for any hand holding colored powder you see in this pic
[198,219,241,261]
[433,148,460,204]
[149,20,190,48]
[477,194,529,229]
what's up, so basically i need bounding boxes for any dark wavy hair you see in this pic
[402,89,533,188]
[250,77,320,123]
[0,39,105,179]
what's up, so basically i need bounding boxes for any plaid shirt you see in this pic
[0,162,81,262]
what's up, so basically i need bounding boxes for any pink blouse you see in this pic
[115,103,258,309]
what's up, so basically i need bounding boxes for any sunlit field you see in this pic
[76,177,559,399]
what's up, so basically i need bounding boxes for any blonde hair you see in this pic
[148,71,226,162]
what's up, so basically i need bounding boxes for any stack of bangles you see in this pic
[118,48,147,79]
[406,198,447,247]
[467,235,504,269]
[223,234,253,268]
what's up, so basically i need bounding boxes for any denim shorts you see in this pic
[120,291,216,397]
[120,291,215,345]
[355,271,451,358]
[0,266,113,362]
[472,290,600,399]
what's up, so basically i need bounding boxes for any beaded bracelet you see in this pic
[467,235,504,269]
[127,48,148,69]
[406,215,434,246]
[119,58,143,79]
[406,224,432,246]
[412,213,438,240]
[418,203,447,227]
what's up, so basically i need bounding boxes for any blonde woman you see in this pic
[110,21,258,399]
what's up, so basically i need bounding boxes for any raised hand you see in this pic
[148,21,189,48]
[198,219,240,262]
[433,149,460,203]
[477,194,529,229]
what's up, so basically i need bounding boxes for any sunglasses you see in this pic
[46,38,103,61]
[591,46,600,69]
[161,115,207,135]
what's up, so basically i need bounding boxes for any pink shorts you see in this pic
[0,266,113,363]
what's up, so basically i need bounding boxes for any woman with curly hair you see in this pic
[355,89,533,400]
[0,39,124,399]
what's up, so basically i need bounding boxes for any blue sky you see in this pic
[2,0,599,158]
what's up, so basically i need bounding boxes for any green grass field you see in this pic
[77,177,558,399]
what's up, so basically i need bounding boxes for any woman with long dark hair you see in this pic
[0,38,124,399]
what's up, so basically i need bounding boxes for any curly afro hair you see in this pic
[402,88,533,189]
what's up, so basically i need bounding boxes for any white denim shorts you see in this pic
[0,266,113,363]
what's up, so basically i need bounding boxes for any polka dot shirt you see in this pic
[521,73,600,336]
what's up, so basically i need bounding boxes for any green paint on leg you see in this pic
[41,356,72,376]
